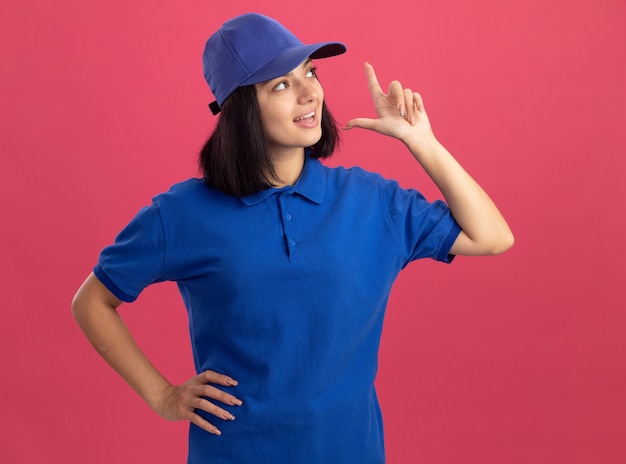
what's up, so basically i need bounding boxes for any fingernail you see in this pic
[212,428,222,436]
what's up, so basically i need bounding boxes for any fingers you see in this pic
[366,62,425,119]
[177,387,238,436]
[388,80,405,115]
[400,89,426,125]
[346,62,430,140]
[189,412,224,436]
[199,369,239,387]
[413,91,425,114]
[160,370,243,436]
[192,381,243,408]
[343,117,378,131]
[192,372,242,436]
[364,62,383,98]
[184,393,236,437]
[192,370,243,409]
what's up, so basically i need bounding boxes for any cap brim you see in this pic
[240,42,346,87]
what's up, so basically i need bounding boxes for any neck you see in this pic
[271,148,306,188]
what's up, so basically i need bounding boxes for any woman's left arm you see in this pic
[345,63,514,256]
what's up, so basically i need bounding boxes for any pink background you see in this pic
[2,0,625,462]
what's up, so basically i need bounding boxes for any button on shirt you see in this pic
[94,155,461,464]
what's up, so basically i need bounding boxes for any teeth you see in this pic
[294,111,315,122]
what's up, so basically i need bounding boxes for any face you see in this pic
[255,59,324,159]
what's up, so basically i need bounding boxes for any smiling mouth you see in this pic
[293,111,315,122]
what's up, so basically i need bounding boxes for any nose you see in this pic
[297,78,320,104]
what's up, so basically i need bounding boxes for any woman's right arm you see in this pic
[71,273,242,436]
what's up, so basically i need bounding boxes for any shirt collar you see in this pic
[240,151,326,206]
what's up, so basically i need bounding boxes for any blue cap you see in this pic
[203,13,346,114]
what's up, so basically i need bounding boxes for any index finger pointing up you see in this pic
[364,62,384,97]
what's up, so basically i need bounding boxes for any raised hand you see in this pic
[342,63,514,256]
[344,62,435,146]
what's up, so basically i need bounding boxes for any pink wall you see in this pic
[1,0,625,462]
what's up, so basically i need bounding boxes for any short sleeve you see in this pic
[383,182,461,267]
[94,202,168,302]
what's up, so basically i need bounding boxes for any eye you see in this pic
[306,66,318,78]
[273,81,288,91]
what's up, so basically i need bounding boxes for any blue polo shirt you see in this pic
[94,155,461,464]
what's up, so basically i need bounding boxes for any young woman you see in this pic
[72,12,513,464]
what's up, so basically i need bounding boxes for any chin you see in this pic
[305,131,323,148]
